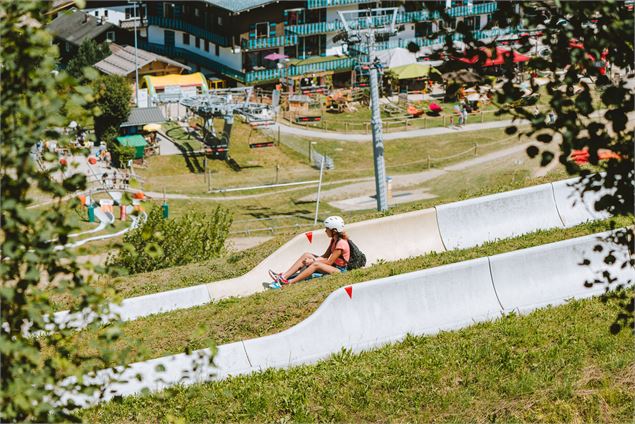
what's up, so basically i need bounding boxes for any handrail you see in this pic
[241,34,298,50]
[147,16,229,46]
[307,0,375,9]
[140,40,246,81]
[287,2,498,36]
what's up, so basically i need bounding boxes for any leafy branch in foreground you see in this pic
[425,0,634,332]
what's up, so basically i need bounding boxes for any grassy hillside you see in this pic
[82,295,634,422]
[47,216,632,372]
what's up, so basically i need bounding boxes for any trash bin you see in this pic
[162,202,169,219]
[87,203,95,223]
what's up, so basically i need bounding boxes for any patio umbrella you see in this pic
[390,63,440,80]
[457,47,531,67]
[264,53,288,61]
[143,123,162,132]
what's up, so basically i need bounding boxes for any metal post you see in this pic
[314,156,325,225]
[133,1,140,107]
[368,58,388,211]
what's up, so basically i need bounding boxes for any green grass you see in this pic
[139,121,316,194]
[83,295,634,422]
[51,171,573,308]
[51,216,632,371]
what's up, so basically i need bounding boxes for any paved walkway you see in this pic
[268,118,527,142]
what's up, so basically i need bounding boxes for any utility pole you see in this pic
[132,0,140,107]
[338,8,396,211]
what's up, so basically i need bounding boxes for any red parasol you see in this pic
[457,47,530,67]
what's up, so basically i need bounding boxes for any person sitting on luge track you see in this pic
[268,215,350,289]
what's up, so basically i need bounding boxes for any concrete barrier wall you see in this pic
[62,342,251,406]
[55,177,613,326]
[552,177,613,227]
[436,183,565,250]
[490,230,633,313]
[206,208,445,301]
[112,284,213,321]
[65,230,633,405]
[242,257,499,370]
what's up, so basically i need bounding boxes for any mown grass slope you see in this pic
[83,294,634,422]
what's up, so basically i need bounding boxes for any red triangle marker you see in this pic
[305,231,313,243]
[344,286,353,299]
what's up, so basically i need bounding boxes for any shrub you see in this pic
[109,206,233,274]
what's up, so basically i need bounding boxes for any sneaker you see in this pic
[268,269,289,285]
[268,281,282,290]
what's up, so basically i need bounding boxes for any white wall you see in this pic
[147,25,164,45]
[85,5,146,27]
[147,25,243,74]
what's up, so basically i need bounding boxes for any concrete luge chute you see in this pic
[435,183,564,250]
[489,230,632,313]
[207,207,445,301]
[242,257,499,371]
[54,177,617,326]
[61,230,634,406]
[551,177,613,227]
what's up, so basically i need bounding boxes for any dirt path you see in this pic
[269,118,525,142]
[299,142,532,203]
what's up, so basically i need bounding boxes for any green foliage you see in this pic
[83,297,633,422]
[110,143,135,168]
[0,1,129,421]
[432,0,634,332]
[65,39,110,80]
[109,206,233,274]
[93,74,132,142]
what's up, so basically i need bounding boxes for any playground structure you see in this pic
[179,87,274,160]
[53,175,615,328]
[53,189,148,251]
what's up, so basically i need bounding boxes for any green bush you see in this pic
[109,206,232,274]
[110,143,135,168]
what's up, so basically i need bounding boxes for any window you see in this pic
[195,37,200,48]
[215,44,220,56]
[464,16,479,30]
[104,9,108,17]
[285,8,305,25]
[163,3,174,19]
[205,40,209,51]
[255,22,269,38]
[65,42,71,52]
[194,7,199,17]
[183,33,190,45]
[94,10,99,16]
[217,16,223,26]
[106,31,115,41]
[415,21,433,37]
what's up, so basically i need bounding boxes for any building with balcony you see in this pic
[141,0,505,87]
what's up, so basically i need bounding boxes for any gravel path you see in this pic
[267,118,525,142]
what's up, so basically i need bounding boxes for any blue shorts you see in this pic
[335,265,347,272]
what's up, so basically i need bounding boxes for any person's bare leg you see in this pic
[288,262,340,284]
[282,253,315,279]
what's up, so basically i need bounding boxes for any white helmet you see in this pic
[324,215,345,233]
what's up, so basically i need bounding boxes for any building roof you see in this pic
[116,134,148,147]
[120,107,166,128]
[94,44,190,77]
[204,0,277,13]
[47,10,115,46]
